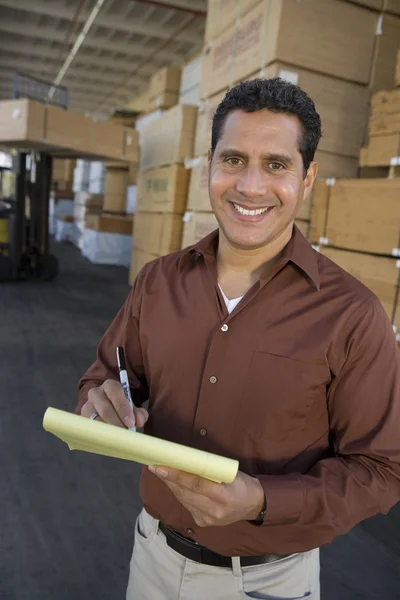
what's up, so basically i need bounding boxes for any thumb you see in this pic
[133,407,149,428]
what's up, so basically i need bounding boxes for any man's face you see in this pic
[208,109,316,250]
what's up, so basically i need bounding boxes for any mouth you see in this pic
[228,201,275,222]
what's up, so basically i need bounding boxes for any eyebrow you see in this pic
[217,149,293,165]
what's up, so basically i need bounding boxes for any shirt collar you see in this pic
[178,225,320,291]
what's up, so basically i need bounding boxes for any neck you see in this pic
[217,224,293,280]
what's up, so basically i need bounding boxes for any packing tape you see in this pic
[184,157,201,170]
[326,178,336,186]
[312,245,321,252]
[319,237,328,246]
[375,14,383,36]
[390,157,400,166]
[392,249,400,257]
[182,211,194,223]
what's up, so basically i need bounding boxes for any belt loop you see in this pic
[231,556,242,577]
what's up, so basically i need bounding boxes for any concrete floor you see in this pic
[1,240,399,600]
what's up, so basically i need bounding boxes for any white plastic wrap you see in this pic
[49,198,74,236]
[126,185,137,214]
[81,229,132,266]
[55,219,77,244]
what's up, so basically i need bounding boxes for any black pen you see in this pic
[116,346,136,432]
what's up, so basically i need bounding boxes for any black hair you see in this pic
[211,77,322,177]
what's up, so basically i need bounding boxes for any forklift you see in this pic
[0,72,69,282]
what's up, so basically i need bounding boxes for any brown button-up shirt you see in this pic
[77,226,400,556]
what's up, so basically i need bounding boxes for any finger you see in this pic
[81,402,105,423]
[134,407,149,428]
[148,467,219,495]
[101,379,136,428]
[88,387,126,428]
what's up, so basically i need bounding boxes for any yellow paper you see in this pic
[43,407,239,484]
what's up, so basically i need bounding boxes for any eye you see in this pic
[224,157,243,166]
[268,162,285,171]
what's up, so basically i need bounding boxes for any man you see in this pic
[76,78,400,600]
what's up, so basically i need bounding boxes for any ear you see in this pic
[303,161,318,201]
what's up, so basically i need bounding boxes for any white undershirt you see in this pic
[218,284,244,314]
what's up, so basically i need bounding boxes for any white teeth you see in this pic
[233,203,270,216]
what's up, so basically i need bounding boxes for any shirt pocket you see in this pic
[238,351,327,441]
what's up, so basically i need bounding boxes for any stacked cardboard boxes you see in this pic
[0,99,139,163]
[396,50,400,87]
[360,87,400,167]
[52,159,75,197]
[309,178,400,337]
[189,0,400,241]
[129,104,197,284]
[179,55,202,106]
[149,67,181,110]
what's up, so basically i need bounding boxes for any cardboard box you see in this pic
[180,55,202,95]
[294,151,360,221]
[369,113,400,136]
[123,128,140,163]
[0,99,46,146]
[85,213,133,235]
[346,0,400,13]
[319,246,400,330]
[149,67,181,99]
[129,248,160,286]
[45,105,93,153]
[52,158,76,192]
[265,64,370,158]
[370,14,400,93]
[360,134,400,166]
[137,165,190,213]
[103,167,129,213]
[93,120,124,159]
[128,162,139,185]
[371,89,400,115]
[346,0,383,9]
[150,91,179,110]
[309,179,400,255]
[187,156,211,212]
[200,0,377,99]
[134,212,183,255]
[140,105,198,170]
[204,0,259,42]
[194,91,226,157]
[195,64,369,159]
[181,211,218,248]
[396,50,400,87]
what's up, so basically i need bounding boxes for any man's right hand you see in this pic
[81,379,149,429]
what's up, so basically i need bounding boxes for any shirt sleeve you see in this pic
[74,274,149,415]
[254,297,400,542]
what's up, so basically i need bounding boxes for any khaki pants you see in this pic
[126,509,320,600]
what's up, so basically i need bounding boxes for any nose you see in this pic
[235,165,268,198]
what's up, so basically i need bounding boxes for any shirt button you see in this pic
[209,376,217,384]
[200,428,207,436]
[186,528,194,536]
[221,324,228,332]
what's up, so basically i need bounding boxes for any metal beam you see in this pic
[0,80,130,105]
[0,19,184,63]
[0,60,143,93]
[0,42,156,80]
[0,57,142,91]
[0,0,204,45]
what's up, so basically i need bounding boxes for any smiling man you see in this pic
[76,78,400,600]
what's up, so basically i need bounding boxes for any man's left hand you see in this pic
[148,466,265,527]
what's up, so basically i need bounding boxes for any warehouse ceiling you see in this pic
[0,0,206,117]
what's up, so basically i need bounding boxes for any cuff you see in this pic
[254,473,306,526]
